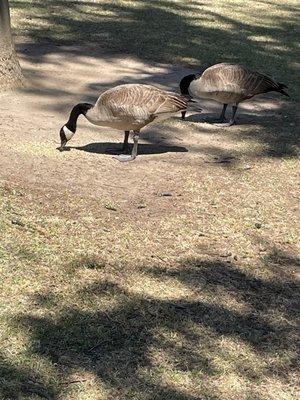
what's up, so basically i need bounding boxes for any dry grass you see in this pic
[1,155,299,399]
[0,0,299,399]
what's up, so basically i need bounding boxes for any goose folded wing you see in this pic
[232,70,282,97]
[150,92,188,116]
[99,86,142,118]
[101,85,187,120]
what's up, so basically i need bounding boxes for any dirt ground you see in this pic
[0,43,299,399]
[1,43,298,214]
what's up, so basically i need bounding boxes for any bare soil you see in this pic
[0,43,299,400]
[1,43,298,218]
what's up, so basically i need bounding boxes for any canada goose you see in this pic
[180,63,289,126]
[59,84,188,161]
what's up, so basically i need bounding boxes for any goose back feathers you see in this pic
[86,84,188,131]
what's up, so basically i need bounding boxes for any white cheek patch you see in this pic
[63,126,75,141]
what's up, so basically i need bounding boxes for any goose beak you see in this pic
[59,127,68,151]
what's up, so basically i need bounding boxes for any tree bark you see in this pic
[0,0,24,90]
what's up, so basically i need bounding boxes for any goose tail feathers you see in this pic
[277,82,289,97]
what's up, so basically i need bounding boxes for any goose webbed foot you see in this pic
[57,145,70,152]
[113,154,136,162]
[113,130,140,162]
[214,121,236,127]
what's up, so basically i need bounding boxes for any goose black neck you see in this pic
[179,74,196,95]
[66,103,93,132]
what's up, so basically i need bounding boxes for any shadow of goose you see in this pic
[173,113,227,124]
[67,142,188,156]
[180,111,282,125]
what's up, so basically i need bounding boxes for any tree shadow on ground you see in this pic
[9,0,299,159]
[0,352,54,399]
[11,0,299,88]
[7,246,299,399]
[19,59,298,159]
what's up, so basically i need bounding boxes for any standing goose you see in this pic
[180,63,289,126]
[59,84,188,161]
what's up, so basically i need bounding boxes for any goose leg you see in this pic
[214,104,238,127]
[113,131,140,162]
[218,104,227,122]
[228,105,238,126]
[122,130,130,153]
[213,104,227,125]
[106,130,130,154]
[181,111,187,120]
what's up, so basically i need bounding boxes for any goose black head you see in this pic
[179,74,196,96]
[58,103,93,151]
[59,125,75,151]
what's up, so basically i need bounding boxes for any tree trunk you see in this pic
[0,0,24,90]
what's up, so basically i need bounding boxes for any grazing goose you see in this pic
[59,84,188,161]
[180,63,289,126]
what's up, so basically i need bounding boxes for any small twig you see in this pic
[102,310,119,323]
[86,343,101,353]
[204,157,235,164]
[60,379,87,386]
[102,183,125,189]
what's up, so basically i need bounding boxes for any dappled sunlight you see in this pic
[3,248,298,399]
[10,0,298,91]
[1,170,298,398]
[1,1,298,399]
[2,44,297,165]
[6,0,298,163]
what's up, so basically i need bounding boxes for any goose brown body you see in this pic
[59,84,187,161]
[189,63,288,104]
[180,63,288,125]
[86,84,188,131]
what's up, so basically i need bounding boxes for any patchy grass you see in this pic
[0,154,299,399]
